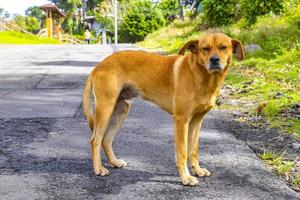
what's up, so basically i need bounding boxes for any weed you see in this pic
[260,151,298,188]
[292,173,300,189]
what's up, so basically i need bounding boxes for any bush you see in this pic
[241,0,283,25]
[158,0,178,20]
[119,0,165,43]
[12,15,40,33]
[227,3,300,54]
[12,15,27,30]
[25,16,40,33]
[201,0,241,27]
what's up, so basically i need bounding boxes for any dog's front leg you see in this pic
[188,116,211,177]
[174,118,199,186]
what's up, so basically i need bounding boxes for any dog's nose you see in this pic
[209,55,220,63]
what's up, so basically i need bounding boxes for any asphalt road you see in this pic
[0,44,298,200]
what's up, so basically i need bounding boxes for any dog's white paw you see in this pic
[95,166,109,176]
[193,167,211,177]
[181,175,199,186]
[111,159,127,168]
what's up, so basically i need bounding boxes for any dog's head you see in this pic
[178,33,244,73]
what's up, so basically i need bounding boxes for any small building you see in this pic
[40,3,65,40]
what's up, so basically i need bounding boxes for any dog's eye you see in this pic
[220,46,227,50]
[202,47,210,51]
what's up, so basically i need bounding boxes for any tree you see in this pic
[25,16,40,33]
[4,11,10,19]
[50,0,82,34]
[241,0,284,25]
[119,0,165,42]
[0,8,4,17]
[202,0,241,27]
[94,0,114,31]
[0,7,10,19]
[25,6,45,28]
[12,15,27,30]
[12,15,40,33]
[158,0,178,20]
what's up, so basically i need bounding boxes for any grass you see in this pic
[139,17,202,53]
[260,151,300,190]
[0,31,59,44]
[227,47,300,138]
[139,4,300,139]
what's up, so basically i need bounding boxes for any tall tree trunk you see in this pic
[178,0,184,21]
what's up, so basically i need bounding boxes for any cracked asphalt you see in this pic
[0,44,299,200]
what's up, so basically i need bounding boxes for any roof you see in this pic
[40,3,66,18]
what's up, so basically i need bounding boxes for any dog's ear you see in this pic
[178,40,199,55]
[231,39,244,60]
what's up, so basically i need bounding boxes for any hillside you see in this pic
[0,31,59,44]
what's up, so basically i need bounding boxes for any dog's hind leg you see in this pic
[90,75,119,176]
[102,99,131,168]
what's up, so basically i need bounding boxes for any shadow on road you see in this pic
[31,60,99,67]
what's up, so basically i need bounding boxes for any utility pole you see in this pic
[114,0,118,45]
[178,0,184,21]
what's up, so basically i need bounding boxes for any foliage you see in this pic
[25,16,40,33]
[12,15,41,33]
[12,15,27,30]
[25,6,45,27]
[139,18,200,53]
[119,0,165,43]
[0,31,59,44]
[260,151,299,190]
[240,0,283,25]
[94,0,114,31]
[201,0,241,26]
[0,7,10,18]
[158,0,178,20]
[25,6,44,20]
[50,0,82,34]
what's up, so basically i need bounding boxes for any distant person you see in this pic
[56,25,62,42]
[84,29,93,44]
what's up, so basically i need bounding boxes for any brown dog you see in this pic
[82,32,244,186]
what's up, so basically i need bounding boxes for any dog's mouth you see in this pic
[206,62,225,73]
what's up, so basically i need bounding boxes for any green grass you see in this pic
[139,4,300,139]
[139,17,202,53]
[227,47,300,138]
[0,31,59,44]
[260,151,299,190]
[292,173,300,189]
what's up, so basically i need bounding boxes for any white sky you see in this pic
[0,0,50,15]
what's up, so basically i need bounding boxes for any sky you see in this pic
[0,0,50,15]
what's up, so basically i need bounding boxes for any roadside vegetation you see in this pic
[0,31,59,44]
[261,151,300,191]
[139,0,300,190]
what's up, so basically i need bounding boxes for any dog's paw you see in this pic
[193,167,211,177]
[181,175,199,186]
[111,159,127,168]
[94,166,109,176]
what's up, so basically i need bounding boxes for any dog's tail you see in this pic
[82,70,95,132]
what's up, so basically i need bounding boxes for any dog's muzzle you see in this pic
[208,55,224,72]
